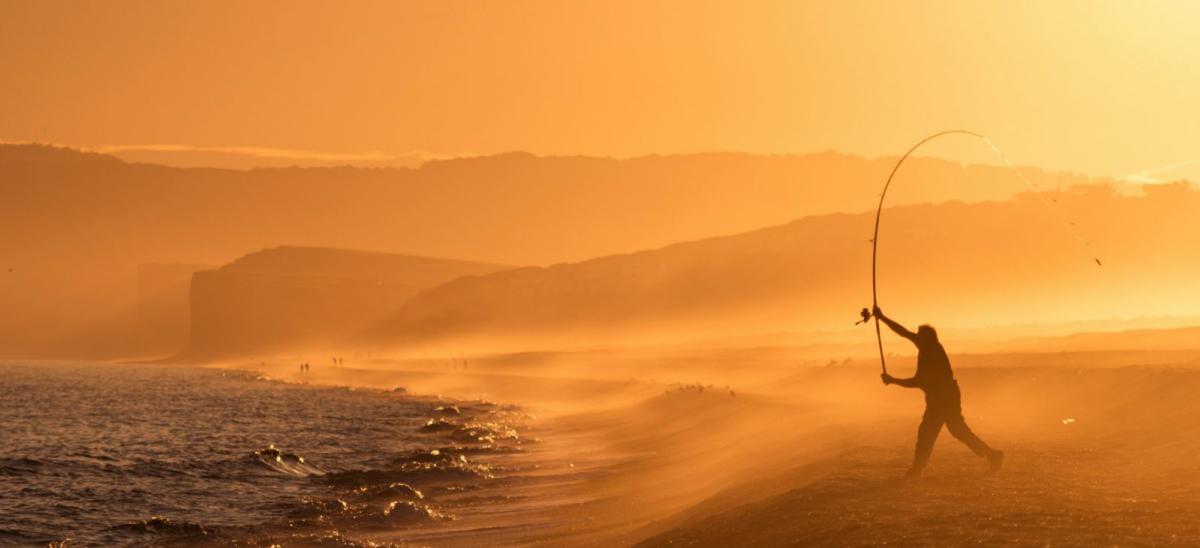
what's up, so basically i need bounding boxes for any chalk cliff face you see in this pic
[188,246,509,357]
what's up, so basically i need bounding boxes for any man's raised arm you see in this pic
[873,307,918,343]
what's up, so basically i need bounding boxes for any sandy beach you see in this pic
[213,345,1200,547]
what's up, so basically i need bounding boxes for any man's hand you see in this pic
[872,306,884,319]
[881,373,894,385]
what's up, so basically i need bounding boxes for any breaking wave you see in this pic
[251,444,326,477]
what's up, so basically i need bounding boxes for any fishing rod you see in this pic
[861,130,1102,378]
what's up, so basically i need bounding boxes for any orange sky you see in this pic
[2,1,1197,178]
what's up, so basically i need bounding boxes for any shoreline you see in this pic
[211,357,875,545]
[191,353,1200,546]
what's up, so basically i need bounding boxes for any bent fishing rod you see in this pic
[860,130,1101,379]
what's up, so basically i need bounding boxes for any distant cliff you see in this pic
[188,246,509,357]
[0,143,1125,358]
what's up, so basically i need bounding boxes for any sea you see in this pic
[0,361,531,546]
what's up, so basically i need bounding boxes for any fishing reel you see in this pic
[855,307,872,325]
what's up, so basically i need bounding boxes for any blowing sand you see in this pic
[224,346,1200,546]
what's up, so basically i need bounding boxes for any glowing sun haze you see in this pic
[1,0,1198,176]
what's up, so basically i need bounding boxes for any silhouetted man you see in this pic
[874,306,1003,478]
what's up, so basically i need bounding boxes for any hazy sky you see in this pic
[2,1,1197,177]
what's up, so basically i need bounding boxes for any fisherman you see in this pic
[873,306,1003,478]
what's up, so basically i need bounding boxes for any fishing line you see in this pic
[865,130,1102,376]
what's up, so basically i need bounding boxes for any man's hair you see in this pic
[917,324,938,341]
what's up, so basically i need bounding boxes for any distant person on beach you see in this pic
[874,306,1004,478]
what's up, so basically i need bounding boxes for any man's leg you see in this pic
[945,381,1004,470]
[946,414,1004,470]
[945,414,992,456]
[909,414,943,477]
